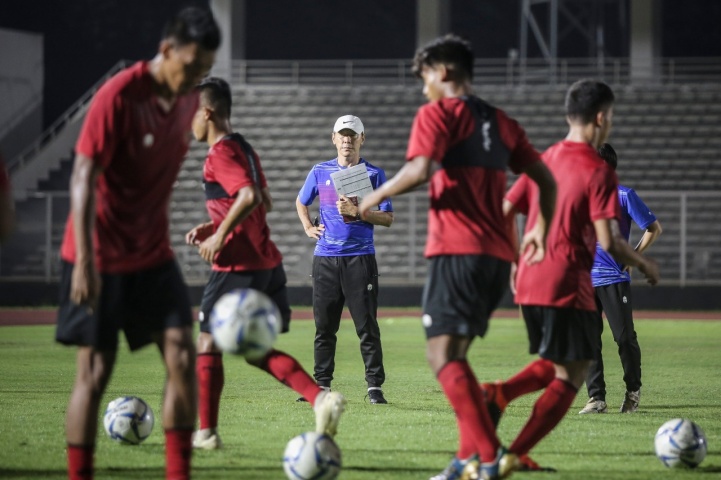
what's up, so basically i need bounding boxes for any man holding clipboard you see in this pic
[295,115,394,404]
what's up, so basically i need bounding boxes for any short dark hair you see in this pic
[565,79,615,124]
[597,143,618,170]
[162,7,221,51]
[198,77,232,118]
[412,34,474,81]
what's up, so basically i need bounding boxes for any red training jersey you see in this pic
[203,133,282,272]
[60,61,198,273]
[406,96,540,260]
[507,140,620,310]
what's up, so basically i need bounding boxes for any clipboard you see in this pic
[330,163,375,223]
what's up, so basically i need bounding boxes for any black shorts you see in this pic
[198,263,292,334]
[56,260,193,351]
[521,305,600,363]
[422,255,510,339]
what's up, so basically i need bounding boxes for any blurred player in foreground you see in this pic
[487,80,660,476]
[55,8,220,480]
[579,143,662,414]
[0,154,14,242]
[186,77,346,450]
[360,34,557,480]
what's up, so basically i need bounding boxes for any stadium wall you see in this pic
[1,282,719,311]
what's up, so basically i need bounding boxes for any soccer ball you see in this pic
[282,432,341,480]
[654,418,707,468]
[103,396,154,445]
[210,288,280,360]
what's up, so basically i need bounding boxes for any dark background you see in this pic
[2,0,720,128]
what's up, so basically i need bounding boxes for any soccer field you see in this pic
[0,314,719,479]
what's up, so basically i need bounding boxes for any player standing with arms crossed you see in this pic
[486,80,660,476]
[186,78,346,450]
[579,143,662,414]
[360,34,557,480]
[55,8,220,480]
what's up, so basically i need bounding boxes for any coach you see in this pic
[295,115,393,404]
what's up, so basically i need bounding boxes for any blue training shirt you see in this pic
[591,185,657,287]
[298,158,393,256]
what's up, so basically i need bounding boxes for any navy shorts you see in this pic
[198,263,292,334]
[56,260,193,351]
[422,255,510,339]
[521,305,600,363]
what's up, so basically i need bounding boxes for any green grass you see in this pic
[0,315,720,479]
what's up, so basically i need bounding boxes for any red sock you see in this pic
[509,378,578,455]
[67,444,94,480]
[260,349,322,406]
[197,353,224,430]
[165,428,193,480]
[437,360,499,463]
[502,358,555,403]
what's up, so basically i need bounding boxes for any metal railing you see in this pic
[5,190,720,287]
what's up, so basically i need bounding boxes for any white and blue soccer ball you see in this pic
[103,396,154,445]
[282,432,341,480]
[654,418,707,468]
[210,288,280,360]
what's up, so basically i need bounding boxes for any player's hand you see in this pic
[638,257,660,285]
[186,222,214,245]
[623,265,633,275]
[519,224,546,265]
[198,232,225,263]
[304,223,325,240]
[70,259,101,308]
[336,195,358,217]
[359,192,381,220]
[509,262,518,295]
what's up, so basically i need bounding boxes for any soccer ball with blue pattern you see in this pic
[283,432,341,480]
[210,288,280,360]
[103,396,154,445]
[654,418,707,468]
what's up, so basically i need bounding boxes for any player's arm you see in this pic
[197,184,262,263]
[296,196,324,240]
[635,220,662,254]
[358,155,432,218]
[518,161,556,264]
[503,198,521,294]
[594,217,659,285]
[261,186,273,212]
[337,194,394,227]
[69,154,102,306]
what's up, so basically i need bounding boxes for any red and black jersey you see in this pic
[406,95,541,261]
[60,61,198,273]
[203,133,282,272]
[507,141,620,310]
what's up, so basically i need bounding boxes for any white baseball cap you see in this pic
[333,115,364,134]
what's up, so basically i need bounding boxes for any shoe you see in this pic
[366,388,388,404]
[480,446,513,480]
[517,453,557,472]
[297,385,330,403]
[429,455,478,480]
[578,397,608,414]
[481,381,508,428]
[192,428,222,450]
[314,390,346,437]
[620,389,640,413]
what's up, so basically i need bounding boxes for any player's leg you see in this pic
[312,255,344,389]
[341,254,386,403]
[600,281,641,412]
[579,290,608,413]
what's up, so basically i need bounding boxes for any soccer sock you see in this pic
[67,444,94,480]
[437,360,499,463]
[501,358,556,403]
[165,428,193,480]
[509,378,578,455]
[260,349,323,406]
[196,353,224,430]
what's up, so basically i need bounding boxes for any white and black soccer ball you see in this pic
[654,418,707,468]
[103,396,154,445]
[210,288,280,360]
[282,432,341,480]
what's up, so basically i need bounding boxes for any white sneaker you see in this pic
[314,390,347,437]
[578,397,608,414]
[192,428,222,450]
